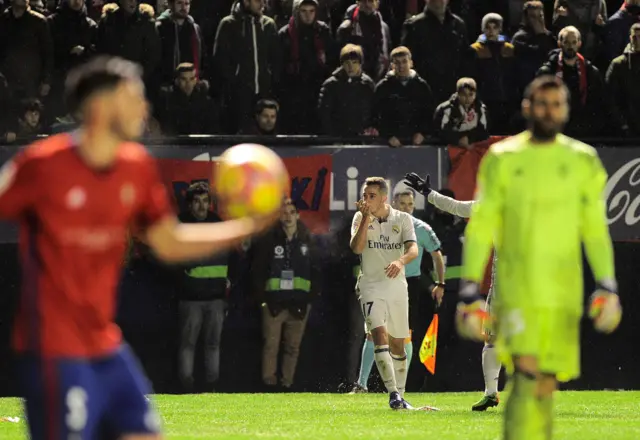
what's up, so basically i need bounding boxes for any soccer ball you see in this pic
[214,143,290,219]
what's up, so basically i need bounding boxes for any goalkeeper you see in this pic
[403,173,501,411]
[455,76,621,440]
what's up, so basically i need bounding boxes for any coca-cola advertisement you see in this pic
[599,150,640,241]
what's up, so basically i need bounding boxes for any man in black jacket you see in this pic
[317,43,377,136]
[250,200,321,391]
[536,25,610,137]
[401,0,471,104]
[373,45,434,148]
[177,182,230,392]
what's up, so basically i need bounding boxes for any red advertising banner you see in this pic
[157,154,332,233]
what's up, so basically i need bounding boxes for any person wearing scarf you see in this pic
[278,0,333,133]
[537,26,610,137]
[156,0,204,85]
[337,0,390,81]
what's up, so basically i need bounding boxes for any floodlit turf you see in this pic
[1,391,640,439]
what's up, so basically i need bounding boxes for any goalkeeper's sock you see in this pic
[391,351,408,398]
[405,341,413,366]
[504,372,544,440]
[357,339,375,389]
[482,344,501,395]
[537,394,554,440]
[373,345,398,394]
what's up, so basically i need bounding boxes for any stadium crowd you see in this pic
[1,0,640,144]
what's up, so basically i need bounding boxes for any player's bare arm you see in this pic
[350,200,371,254]
[145,213,277,263]
[431,250,445,305]
[385,241,417,278]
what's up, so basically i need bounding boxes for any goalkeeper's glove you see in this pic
[455,280,488,342]
[403,172,432,197]
[589,280,622,334]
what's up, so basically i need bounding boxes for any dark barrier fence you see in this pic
[0,137,638,396]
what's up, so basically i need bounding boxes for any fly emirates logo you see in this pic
[604,158,640,227]
[368,234,402,250]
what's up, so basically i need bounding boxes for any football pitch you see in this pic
[1,391,639,439]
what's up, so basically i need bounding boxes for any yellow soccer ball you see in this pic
[214,144,290,219]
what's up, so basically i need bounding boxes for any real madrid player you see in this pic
[403,173,501,411]
[350,177,418,409]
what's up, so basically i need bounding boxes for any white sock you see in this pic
[374,345,398,394]
[391,351,408,398]
[483,344,501,395]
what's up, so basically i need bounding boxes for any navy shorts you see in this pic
[17,345,161,440]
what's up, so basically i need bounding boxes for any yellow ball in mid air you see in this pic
[214,143,290,219]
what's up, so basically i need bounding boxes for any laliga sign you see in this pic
[604,158,640,226]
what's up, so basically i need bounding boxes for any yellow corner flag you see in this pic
[419,312,439,374]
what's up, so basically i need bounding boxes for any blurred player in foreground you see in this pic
[456,75,622,439]
[403,174,501,411]
[350,177,418,409]
[0,56,277,440]
[350,190,444,394]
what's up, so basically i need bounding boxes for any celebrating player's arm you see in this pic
[387,215,418,278]
[350,199,371,254]
[580,151,622,333]
[404,172,475,218]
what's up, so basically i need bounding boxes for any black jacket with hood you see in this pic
[606,43,640,135]
[434,93,489,145]
[156,9,204,84]
[212,0,281,97]
[317,67,375,136]
[373,69,435,138]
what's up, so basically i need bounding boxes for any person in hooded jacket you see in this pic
[250,200,321,391]
[213,0,281,134]
[156,0,205,86]
[317,44,377,137]
[536,25,610,137]
[604,0,640,64]
[471,13,517,135]
[47,0,97,118]
[606,23,640,136]
[278,0,335,134]
[372,45,434,147]
[337,0,391,82]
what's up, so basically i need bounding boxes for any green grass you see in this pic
[1,391,640,439]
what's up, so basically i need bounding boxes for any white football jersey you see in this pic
[351,206,417,288]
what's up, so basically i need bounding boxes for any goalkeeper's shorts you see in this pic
[495,306,581,382]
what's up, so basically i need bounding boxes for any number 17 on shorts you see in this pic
[359,296,410,339]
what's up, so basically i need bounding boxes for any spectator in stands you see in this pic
[401,0,471,104]
[213,0,281,134]
[48,0,97,117]
[250,200,321,391]
[156,62,219,135]
[270,0,332,29]
[241,98,279,135]
[471,13,517,134]
[512,1,557,96]
[372,46,434,147]
[96,0,161,90]
[606,23,640,136]
[604,0,640,64]
[278,0,334,134]
[317,44,377,137]
[177,182,230,392]
[537,26,609,137]
[336,0,391,82]
[156,0,205,86]
[434,77,489,148]
[0,0,54,101]
[5,98,46,143]
[378,0,413,46]
[552,0,606,59]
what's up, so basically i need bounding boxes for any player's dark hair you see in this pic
[64,56,142,114]
[255,99,279,116]
[524,75,569,102]
[364,177,388,195]
[185,181,211,204]
[394,190,415,200]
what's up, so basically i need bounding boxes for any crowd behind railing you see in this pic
[1,0,640,146]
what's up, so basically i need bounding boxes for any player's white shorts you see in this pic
[357,281,409,339]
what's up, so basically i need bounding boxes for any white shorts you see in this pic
[357,282,409,339]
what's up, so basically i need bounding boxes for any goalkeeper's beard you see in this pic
[530,120,561,142]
